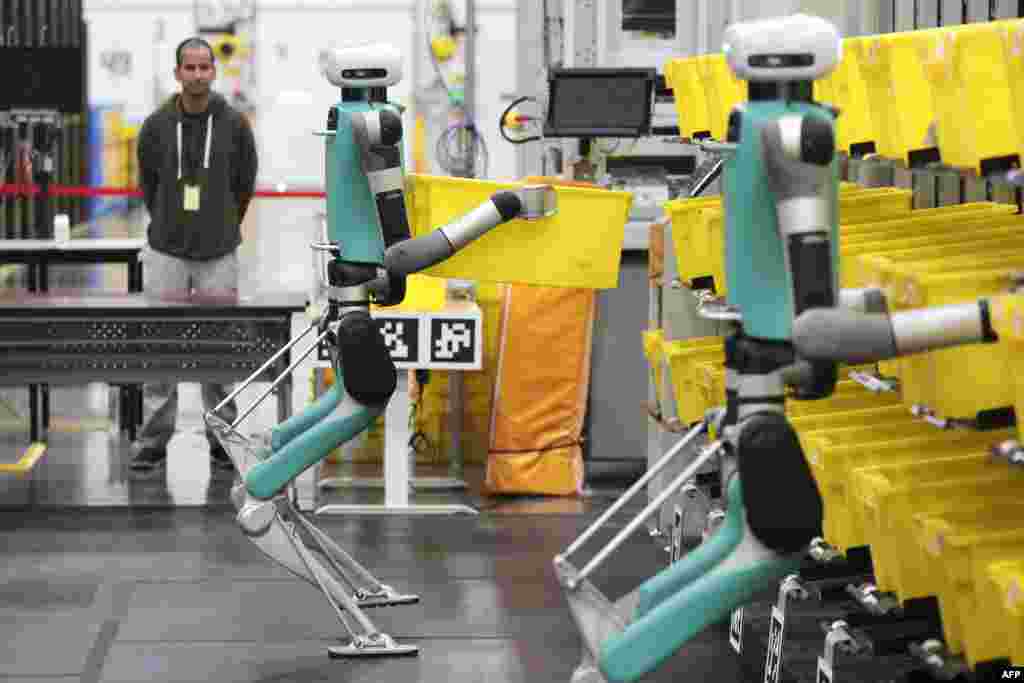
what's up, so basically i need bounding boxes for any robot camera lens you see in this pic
[748,54,814,69]
[341,68,389,79]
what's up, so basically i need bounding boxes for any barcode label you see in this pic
[729,607,743,654]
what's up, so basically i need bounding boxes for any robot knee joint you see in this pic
[335,310,397,406]
[736,412,823,554]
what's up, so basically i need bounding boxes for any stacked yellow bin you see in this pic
[994,294,1024,433]
[920,22,1023,173]
[847,33,937,161]
[665,19,1024,161]
[1002,21,1024,154]
[823,36,876,153]
[663,57,711,139]
[851,455,1024,665]
[815,430,1014,559]
[665,186,914,295]
[662,336,724,425]
[664,195,722,288]
[987,559,1024,665]
[642,329,667,416]
[843,203,1022,288]
[915,503,1024,667]
[693,55,745,142]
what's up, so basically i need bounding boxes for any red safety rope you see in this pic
[0,184,327,199]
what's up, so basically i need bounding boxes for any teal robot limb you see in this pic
[597,15,845,682]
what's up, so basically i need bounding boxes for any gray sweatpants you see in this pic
[137,248,240,451]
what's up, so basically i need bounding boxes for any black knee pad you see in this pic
[336,310,397,406]
[737,411,823,554]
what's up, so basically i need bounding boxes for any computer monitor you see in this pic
[543,68,656,139]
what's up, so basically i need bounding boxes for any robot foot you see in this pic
[571,650,610,683]
[233,495,419,657]
[354,585,421,609]
[328,633,419,658]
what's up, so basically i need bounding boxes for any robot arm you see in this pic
[351,109,413,306]
[761,110,840,398]
[351,109,410,249]
[384,184,555,276]
[839,287,889,314]
[793,299,998,364]
[761,113,837,314]
[384,191,521,275]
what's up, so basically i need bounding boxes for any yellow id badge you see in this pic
[183,184,200,212]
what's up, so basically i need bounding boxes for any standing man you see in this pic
[131,36,258,473]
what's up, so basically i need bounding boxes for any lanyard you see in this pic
[177,114,213,180]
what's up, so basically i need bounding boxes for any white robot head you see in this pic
[723,14,841,82]
[321,42,403,88]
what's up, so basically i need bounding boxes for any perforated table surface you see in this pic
[0,290,307,441]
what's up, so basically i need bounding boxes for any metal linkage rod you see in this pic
[571,440,723,588]
[228,330,331,432]
[558,420,707,563]
[690,157,724,198]
[211,319,322,416]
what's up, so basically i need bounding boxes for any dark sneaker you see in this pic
[210,442,236,472]
[130,446,167,472]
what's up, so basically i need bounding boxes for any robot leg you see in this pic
[206,298,420,657]
[598,336,822,683]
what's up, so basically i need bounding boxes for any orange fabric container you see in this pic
[485,284,595,496]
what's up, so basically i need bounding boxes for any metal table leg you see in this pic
[41,384,49,435]
[317,371,477,515]
[28,384,40,443]
[127,257,144,438]
[412,370,469,491]
[26,261,48,442]
[128,386,139,443]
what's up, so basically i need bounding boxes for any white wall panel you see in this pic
[85,5,193,122]
[738,0,799,22]
[940,0,965,25]
[795,0,848,33]
[252,5,415,186]
[966,0,989,22]
[471,6,519,180]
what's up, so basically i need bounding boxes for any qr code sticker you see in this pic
[378,318,418,361]
[430,318,476,364]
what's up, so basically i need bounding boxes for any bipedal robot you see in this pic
[552,15,882,683]
[203,42,557,659]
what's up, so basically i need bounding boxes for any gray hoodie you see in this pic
[137,92,258,261]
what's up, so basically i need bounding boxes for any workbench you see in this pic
[0,290,306,442]
[0,238,146,292]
